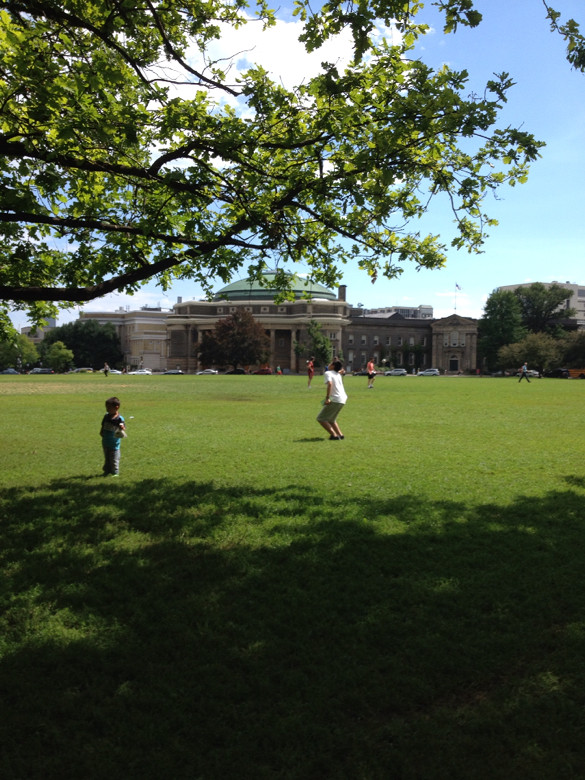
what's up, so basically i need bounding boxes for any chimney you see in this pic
[338,285,347,302]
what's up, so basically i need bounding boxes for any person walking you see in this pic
[307,356,315,387]
[316,359,347,440]
[367,357,376,389]
[518,362,531,383]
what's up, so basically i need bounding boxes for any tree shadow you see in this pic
[2,476,585,779]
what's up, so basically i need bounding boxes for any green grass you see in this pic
[2,374,585,779]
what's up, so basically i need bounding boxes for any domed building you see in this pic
[212,272,338,302]
[166,272,351,373]
[80,271,479,374]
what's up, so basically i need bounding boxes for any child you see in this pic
[100,396,126,476]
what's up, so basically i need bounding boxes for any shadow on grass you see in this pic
[2,476,585,779]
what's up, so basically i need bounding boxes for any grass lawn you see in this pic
[1,373,585,779]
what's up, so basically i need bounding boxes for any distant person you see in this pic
[103,362,109,377]
[332,356,346,376]
[367,357,376,389]
[518,362,531,383]
[100,396,126,476]
[316,359,347,440]
[307,356,315,387]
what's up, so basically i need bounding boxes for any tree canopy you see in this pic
[479,282,578,371]
[478,288,525,372]
[0,331,37,369]
[197,309,270,369]
[40,319,123,368]
[3,0,581,331]
[45,340,75,373]
[498,332,561,374]
[304,320,333,368]
[513,282,576,334]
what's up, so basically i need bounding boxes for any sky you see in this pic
[10,0,585,329]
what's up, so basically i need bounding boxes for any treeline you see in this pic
[0,320,123,372]
[478,283,585,373]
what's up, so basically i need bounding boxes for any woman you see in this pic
[307,356,315,387]
[367,357,376,389]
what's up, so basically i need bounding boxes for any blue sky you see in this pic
[10,0,585,329]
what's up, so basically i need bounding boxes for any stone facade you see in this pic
[80,278,479,373]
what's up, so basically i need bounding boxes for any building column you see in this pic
[336,328,343,359]
[270,329,276,367]
[432,332,441,368]
[290,329,297,373]
[185,325,192,374]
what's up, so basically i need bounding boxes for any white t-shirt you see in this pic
[324,369,347,404]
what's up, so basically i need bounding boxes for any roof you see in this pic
[213,272,337,301]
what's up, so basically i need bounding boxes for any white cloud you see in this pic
[176,14,401,108]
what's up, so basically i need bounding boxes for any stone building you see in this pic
[166,274,351,374]
[80,273,479,373]
[429,314,478,374]
[80,307,169,371]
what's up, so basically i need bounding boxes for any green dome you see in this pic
[213,272,337,301]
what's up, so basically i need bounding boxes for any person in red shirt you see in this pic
[367,358,376,389]
[307,356,315,388]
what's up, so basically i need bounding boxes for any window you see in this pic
[217,307,224,314]
[409,336,414,346]
[230,307,236,313]
[450,331,459,347]
[348,334,354,345]
[386,336,391,345]
[261,306,269,313]
[397,336,402,346]
[278,306,286,313]
[361,335,367,345]
[373,335,379,345]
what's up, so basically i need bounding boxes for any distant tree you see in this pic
[45,340,74,373]
[0,333,38,370]
[498,332,561,375]
[514,283,576,335]
[559,330,585,367]
[198,310,270,369]
[41,320,123,368]
[478,289,525,371]
[306,320,332,368]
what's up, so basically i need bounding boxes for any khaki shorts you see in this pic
[316,401,345,423]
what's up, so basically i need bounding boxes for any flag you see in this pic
[455,283,461,290]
